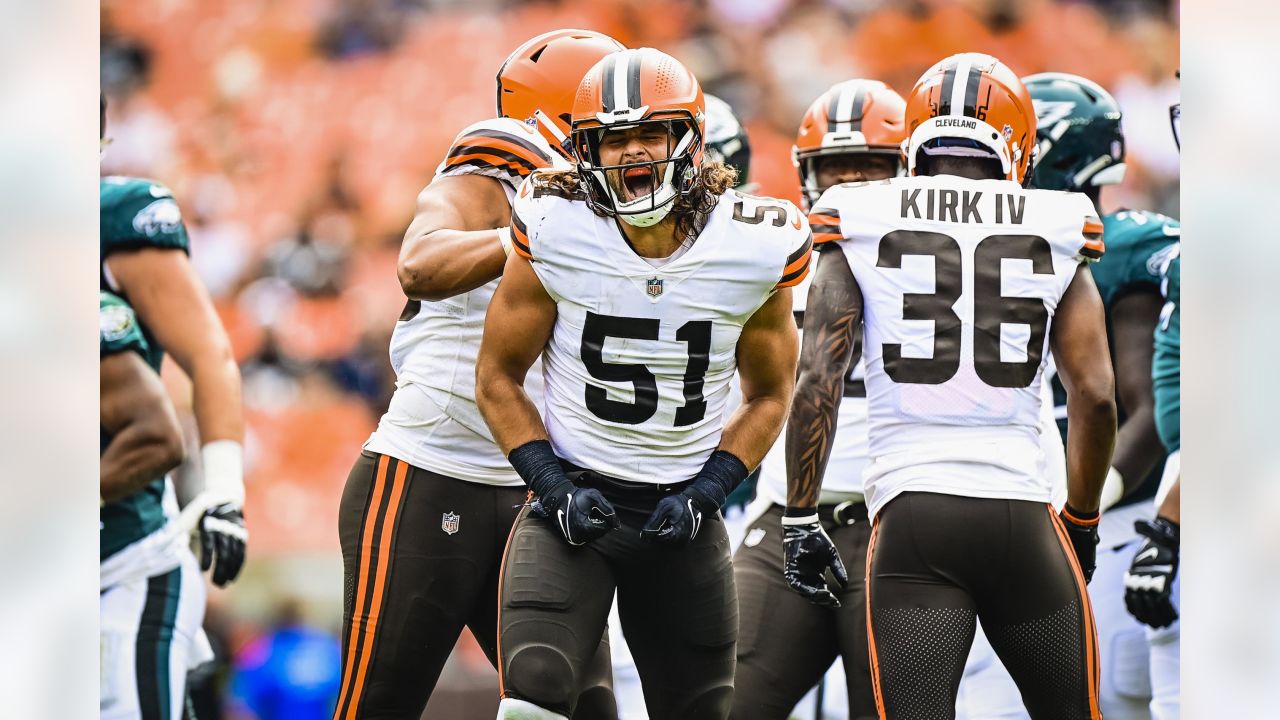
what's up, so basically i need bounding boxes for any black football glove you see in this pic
[640,450,749,548]
[640,493,705,547]
[1124,517,1180,628]
[509,440,620,546]
[530,482,620,546]
[782,511,849,608]
[199,502,247,587]
[1059,505,1100,583]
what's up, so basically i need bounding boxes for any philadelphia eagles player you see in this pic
[101,95,247,586]
[1025,72,1179,720]
[100,291,207,719]
[1121,90,1182,720]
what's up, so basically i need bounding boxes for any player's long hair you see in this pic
[535,160,738,242]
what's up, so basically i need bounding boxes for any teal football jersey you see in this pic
[99,291,168,560]
[1152,245,1180,452]
[100,176,191,372]
[1051,210,1179,500]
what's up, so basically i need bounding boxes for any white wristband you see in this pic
[1099,466,1124,512]
[781,513,819,526]
[201,440,245,505]
[496,225,514,257]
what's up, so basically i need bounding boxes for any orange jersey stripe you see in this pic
[448,134,548,171]
[345,460,410,719]
[865,519,888,720]
[1048,507,1103,719]
[812,232,843,245]
[510,217,532,259]
[333,455,391,720]
[445,133,545,170]
[443,153,537,178]
[808,213,841,227]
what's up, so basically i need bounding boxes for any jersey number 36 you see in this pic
[880,230,1053,389]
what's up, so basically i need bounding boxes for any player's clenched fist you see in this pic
[1059,505,1100,583]
[511,440,619,546]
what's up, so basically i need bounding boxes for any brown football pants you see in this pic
[332,451,615,719]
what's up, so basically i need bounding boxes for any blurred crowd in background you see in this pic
[100,0,1178,715]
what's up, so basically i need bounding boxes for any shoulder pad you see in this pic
[99,291,149,358]
[440,118,557,183]
[100,176,190,255]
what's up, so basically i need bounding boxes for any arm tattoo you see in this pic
[786,245,861,508]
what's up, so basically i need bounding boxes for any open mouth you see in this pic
[621,166,655,201]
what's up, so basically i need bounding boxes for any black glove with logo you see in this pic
[1124,517,1180,628]
[1060,505,1100,583]
[198,502,247,587]
[641,450,749,548]
[511,440,619,546]
[782,509,849,608]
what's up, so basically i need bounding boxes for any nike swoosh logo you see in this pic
[792,215,802,229]
[1134,547,1160,563]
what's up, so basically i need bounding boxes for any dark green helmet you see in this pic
[1023,72,1125,192]
[703,94,753,190]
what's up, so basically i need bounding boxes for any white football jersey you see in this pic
[512,179,812,484]
[812,174,1102,515]
[757,271,870,506]
[366,117,564,485]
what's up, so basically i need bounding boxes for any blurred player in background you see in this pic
[1025,71,1179,720]
[476,47,809,720]
[100,290,197,720]
[732,78,906,720]
[101,97,249,590]
[606,90,757,720]
[102,92,246,718]
[786,53,1116,718]
[334,30,623,720]
[1122,88,1181,720]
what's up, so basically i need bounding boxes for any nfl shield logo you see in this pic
[441,511,460,535]
[646,277,664,298]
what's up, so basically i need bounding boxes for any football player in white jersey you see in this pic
[333,30,623,720]
[784,53,1117,718]
[731,78,906,720]
[476,48,810,720]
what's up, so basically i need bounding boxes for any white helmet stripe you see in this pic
[613,50,634,113]
[948,56,974,117]
[833,85,857,133]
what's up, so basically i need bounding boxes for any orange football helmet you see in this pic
[793,79,906,208]
[496,29,625,159]
[903,53,1037,184]
[571,48,705,227]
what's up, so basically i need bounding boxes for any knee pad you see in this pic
[506,645,576,713]
[498,697,570,720]
[570,685,617,720]
[678,684,733,719]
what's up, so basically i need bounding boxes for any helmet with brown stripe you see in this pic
[496,29,625,160]
[904,53,1036,184]
[793,79,907,209]
[570,47,705,227]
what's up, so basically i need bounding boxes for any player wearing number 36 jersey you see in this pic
[785,53,1117,719]
[477,48,807,720]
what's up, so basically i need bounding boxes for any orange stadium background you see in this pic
[100,0,1179,716]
